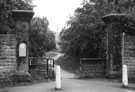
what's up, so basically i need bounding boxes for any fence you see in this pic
[80,58,105,78]
[29,57,55,80]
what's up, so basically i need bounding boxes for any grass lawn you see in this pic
[55,55,80,75]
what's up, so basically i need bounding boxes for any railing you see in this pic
[29,57,55,79]
[80,58,105,78]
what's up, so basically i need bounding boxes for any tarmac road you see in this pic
[0,78,135,92]
[0,52,135,92]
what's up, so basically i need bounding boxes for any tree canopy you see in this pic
[0,0,34,33]
[59,0,135,58]
[30,17,56,57]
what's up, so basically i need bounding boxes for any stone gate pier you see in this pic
[0,10,34,85]
[102,14,135,78]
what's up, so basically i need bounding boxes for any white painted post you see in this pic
[55,65,61,90]
[122,64,128,87]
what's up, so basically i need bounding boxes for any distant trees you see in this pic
[59,0,135,58]
[30,17,56,57]
[46,29,56,51]
[59,0,106,58]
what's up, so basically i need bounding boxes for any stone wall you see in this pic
[0,34,16,84]
[123,35,135,78]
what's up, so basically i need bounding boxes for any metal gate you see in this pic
[29,57,55,79]
[80,58,105,78]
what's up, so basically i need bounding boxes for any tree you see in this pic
[30,17,48,57]
[60,0,135,59]
[59,0,107,58]
[46,29,56,51]
[0,0,34,33]
[13,0,34,10]
[107,0,135,14]
[30,17,56,57]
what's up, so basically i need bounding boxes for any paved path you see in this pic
[52,53,77,79]
[0,52,135,92]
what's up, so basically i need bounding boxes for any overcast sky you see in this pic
[33,0,82,33]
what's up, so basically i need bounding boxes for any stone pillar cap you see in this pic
[101,13,131,24]
[12,10,34,22]
[101,13,135,35]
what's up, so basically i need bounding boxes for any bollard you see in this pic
[55,65,61,90]
[122,65,128,88]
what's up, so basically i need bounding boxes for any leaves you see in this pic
[59,0,135,59]
[30,17,55,57]
[0,0,35,33]
[59,0,108,58]
[0,0,55,57]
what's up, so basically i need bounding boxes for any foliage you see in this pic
[30,17,56,57]
[59,0,107,58]
[0,0,13,33]
[13,0,34,10]
[0,0,34,33]
[107,0,135,14]
[0,0,56,57]
[107,0,135,33]
[46,29,56,51]
[59,0,135,58]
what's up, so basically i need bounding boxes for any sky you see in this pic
[33,0,83,33]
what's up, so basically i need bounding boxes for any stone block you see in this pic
[0,56,16,60]
[123,60,129,64]
[123,57,130,60]
[0,59,15,63]
[128,48,135,51]
[0,63,15,66]
[13,71,31,82]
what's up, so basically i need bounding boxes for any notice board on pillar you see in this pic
[19,43,26,57]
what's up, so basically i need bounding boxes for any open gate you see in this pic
[29,57,55,80]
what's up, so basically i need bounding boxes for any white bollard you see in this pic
[55,65,61,90]
[122,65,128,87]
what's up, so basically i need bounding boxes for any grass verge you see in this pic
[55,55,80,75]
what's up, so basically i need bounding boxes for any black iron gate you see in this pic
[29,57,55,79]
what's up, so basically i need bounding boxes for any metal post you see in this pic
[47,58,48,76]
[53,59,55,78]
[80,59,82,71]
[55,65,61,90]
[121,33,125,65]
[122,64,128,88]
